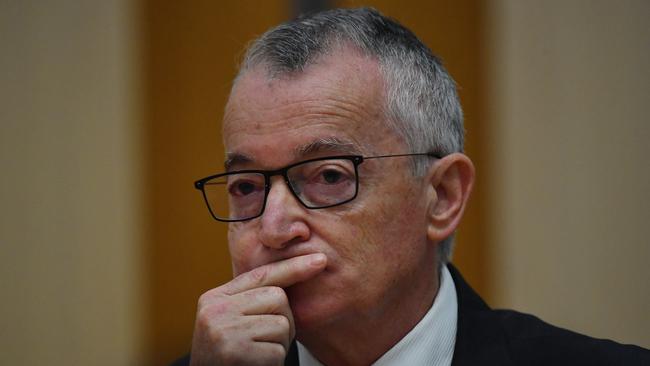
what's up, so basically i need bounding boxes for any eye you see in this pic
[321,169,343,184]
[227,178,262,197]
[236,182,255,195]
[288,159,355,188]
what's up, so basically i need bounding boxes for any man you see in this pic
[177,7,649,366]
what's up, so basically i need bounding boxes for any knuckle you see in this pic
[276,315,291,332]
[266,286,286,299]
[197,289,226,308]
[214,282,232,294]
[262,286,289,314]
[194,310,217,334]
[197,293,212,309]
[195,308,213,328]
[249,266,269,285]
[197,300,230,319]
[195,306,214,329]
[197,290,234,318]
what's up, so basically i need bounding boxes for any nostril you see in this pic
[259,221,311,250]
[286,234,309,247]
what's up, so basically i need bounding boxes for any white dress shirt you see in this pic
[298,265,458,366]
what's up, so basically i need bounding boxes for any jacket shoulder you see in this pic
[448,264,649,366]
[494,309,650,365]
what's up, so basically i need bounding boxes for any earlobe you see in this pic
[426,153,475,243]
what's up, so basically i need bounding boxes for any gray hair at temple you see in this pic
[236,7,464,264]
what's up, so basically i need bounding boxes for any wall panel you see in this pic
[141,2,288,364]
[487,0,650,348]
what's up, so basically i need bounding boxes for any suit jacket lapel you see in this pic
[285,340,299,366]
[448,264,513,366]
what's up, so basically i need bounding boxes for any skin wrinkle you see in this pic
[225,100,378,138]
[225,57,385,138]
[296,137,359,157]
[239,97,368,120]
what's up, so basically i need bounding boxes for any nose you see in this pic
[258,176,310,249]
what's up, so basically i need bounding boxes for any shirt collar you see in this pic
[298,264,458,366]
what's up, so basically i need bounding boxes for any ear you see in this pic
[425,153,475,244]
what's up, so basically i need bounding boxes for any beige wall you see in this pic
[3,0,647,363]
[488,0,650,347]
[0,1,143,365]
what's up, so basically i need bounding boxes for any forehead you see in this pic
[222,50,403,168]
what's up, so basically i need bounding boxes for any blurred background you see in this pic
[1,0,648,364]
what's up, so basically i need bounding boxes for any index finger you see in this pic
[220,253,327,295]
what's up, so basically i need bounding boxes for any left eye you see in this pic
[321,169,342,184]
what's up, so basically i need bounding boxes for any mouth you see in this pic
[271,245,332,265]
[285,269,326,292]
[239,244,335,278]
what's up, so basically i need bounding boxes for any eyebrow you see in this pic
[295,137,361,156]
[224,153,253,171]
[224,137,362,171]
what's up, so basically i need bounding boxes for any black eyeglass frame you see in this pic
[194,152,441,222]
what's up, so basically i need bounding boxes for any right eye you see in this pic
[228,179,262,197]
[320,169,344,184]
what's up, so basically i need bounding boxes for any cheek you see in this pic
[326,208,395,270]
[227,224,259,275]
[346,185,427,270]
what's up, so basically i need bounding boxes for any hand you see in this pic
[189,253,327,366]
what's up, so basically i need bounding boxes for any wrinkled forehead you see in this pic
[221,51,404,168]
[224,50,385,130]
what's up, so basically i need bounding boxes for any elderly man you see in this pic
[177,7,649,366]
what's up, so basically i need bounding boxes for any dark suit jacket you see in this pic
[172,264,649,365]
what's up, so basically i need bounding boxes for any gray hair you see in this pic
[236,7,464,264]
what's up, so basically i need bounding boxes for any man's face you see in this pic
[223,50,434,334]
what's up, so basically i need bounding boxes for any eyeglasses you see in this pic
[194,152,440,222]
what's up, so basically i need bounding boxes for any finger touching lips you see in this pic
[221,253,327,295]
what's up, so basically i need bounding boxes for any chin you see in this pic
[287,275,346,333]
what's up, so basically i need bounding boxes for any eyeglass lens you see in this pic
[202,158,358,221]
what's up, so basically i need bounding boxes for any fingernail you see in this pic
[310,253,326,267]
